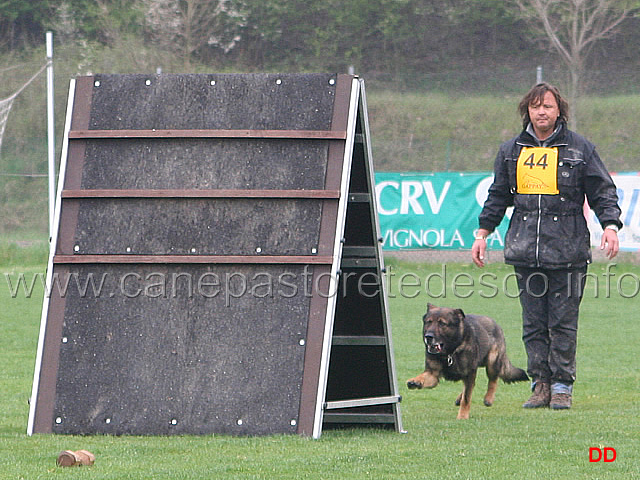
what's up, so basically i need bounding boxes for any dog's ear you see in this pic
[453,309,465,321]
[423,303,434,322]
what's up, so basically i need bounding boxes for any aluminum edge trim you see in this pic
[311,78,360,439]
[27,79,76,436]
[358,78,405,433]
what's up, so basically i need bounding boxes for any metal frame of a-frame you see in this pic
[27,73,402,439]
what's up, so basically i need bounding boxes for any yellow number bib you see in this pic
[516,147,559,195]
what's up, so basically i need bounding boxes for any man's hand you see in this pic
[471,229,490,267]
[600,227,619,260]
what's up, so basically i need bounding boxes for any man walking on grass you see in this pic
[471,82,622,410]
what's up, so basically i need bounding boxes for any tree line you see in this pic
[1,0,639,95]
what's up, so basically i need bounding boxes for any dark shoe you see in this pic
[523,381,550,408]
[550,392,572,410]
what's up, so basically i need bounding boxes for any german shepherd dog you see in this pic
[407,304,528,419]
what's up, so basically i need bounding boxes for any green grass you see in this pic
[1,259,639,479]
[0,237,48,267]
[366,92,640,173]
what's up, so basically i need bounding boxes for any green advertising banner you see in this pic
[374,172,510,251]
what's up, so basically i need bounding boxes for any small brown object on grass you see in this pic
[56,450,95,467]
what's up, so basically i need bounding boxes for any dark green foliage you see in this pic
[1,0,638,78]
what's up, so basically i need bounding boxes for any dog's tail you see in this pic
[499,357,529,383]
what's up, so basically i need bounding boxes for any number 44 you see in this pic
[524,152,548,169]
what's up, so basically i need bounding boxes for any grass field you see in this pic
[366,92,640,173]
[1,257,639,479]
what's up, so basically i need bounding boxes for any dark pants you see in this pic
[514,266,587,385]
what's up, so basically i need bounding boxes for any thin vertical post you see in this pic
[46,32,55,240]
[536,65,543,84]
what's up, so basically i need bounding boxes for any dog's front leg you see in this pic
[456,370,477,419]
[407,370,439,389]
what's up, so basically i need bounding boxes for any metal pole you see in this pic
[46,32,55,240]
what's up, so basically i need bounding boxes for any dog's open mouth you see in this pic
[427,343,444,355]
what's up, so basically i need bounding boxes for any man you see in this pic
[471,83,622,410]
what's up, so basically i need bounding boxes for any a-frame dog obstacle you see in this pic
[28,74,402,438]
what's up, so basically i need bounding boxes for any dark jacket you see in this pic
[479,121,622,269]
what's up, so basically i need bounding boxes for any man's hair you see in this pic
[518,82,569,129]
